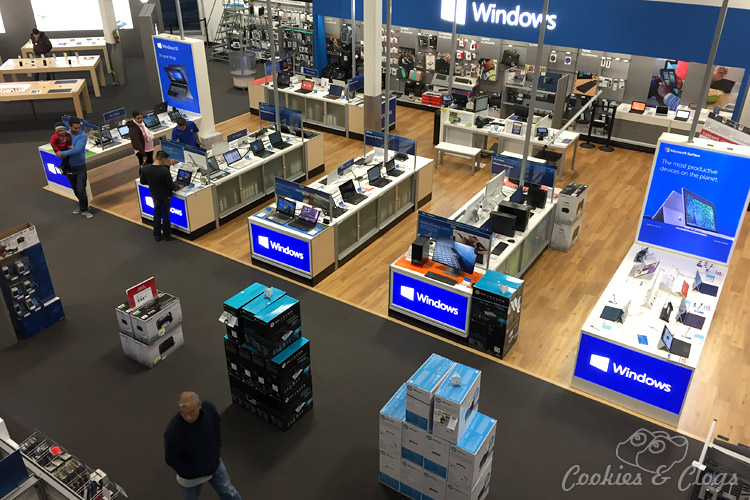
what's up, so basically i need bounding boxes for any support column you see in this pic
[98,0,124,84]
[363,0,383,131]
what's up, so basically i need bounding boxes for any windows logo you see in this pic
[441,0,467,25]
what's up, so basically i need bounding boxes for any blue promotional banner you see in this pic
[382,98,396,127]
[275,177,332,214]
[637,141,750,264]
[348,74,364,92]
[251,223,311,273]
[574,333,693,415]
[417,212,492,270]
[39,150,70,189]
[259,103,304,130]
[137,184,189,230]
[364,130,416,155]
[227,129,247,143]
[300,66,318,78]
[79,118,100,132]
[337,158,355,175]
[153,37,200,114]
[103,107,126,123]
[392,271,469,331]
[491,154,556,188]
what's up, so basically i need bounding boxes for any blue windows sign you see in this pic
[391,272,469,331]
[40,150,71,189]
[251,224,311,273]
[574,333,693,415]
[137,184,189,230]
[153,37,200,114]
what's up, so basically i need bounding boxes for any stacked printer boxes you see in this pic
[115,292,183,368]
[551,182,588,252]
[220,283,312,431]
[379,354,497,500]
[468,270,524,360]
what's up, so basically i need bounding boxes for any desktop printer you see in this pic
[453,76,478,93]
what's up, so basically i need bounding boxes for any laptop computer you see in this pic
[338,179,367,205]
[276,72,291,89]
[251,139,273,158]
[168,110,182,123]
[678,298,706,330]
[99,128,114,149]
[683,188,717,233]
[288,205,320,231]
[143,113,167,132]
[154,101,168,115]
[296,80,314,94]
[117,124,130,139]
[223,149,243,166]
[324,84,344,99]
[206,156,228,180]
[267,197,296,224]
[385,159,403,177]
[175,169,193,189]
[660,325,691,358]
[368,165,391,188]
[164,65,192,100]
[269,131,292,150]
[694,271,719,297]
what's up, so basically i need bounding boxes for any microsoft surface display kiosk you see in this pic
[153,34,216,134]
[573,133,750,426]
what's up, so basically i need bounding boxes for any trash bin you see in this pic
[229,50,257,90]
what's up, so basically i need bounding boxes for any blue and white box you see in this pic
[379,450,400,492]
[447,413,496,490]
[423,432,451,479]
[433,364,481,444]
[401,421,425,467]
[399,460,423,500]
[380,384,407,458]
[446,459,492,500]
[406,354,455,432]
[423,469,447,500]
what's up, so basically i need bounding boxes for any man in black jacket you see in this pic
[164,392,242,500]
[30,29,53,80]
[140,151,179,241]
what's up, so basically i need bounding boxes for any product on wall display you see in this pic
[115,277,183,368]
[468,270,524,359]
[380,354,496,500]
[0,223,64,341]
[220,283,312,430]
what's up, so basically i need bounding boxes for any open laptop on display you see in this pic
[694,271,719,297]
[385,159,403,177]
[168,110,182,123]
[276,72,291,89]
[288,205,320,231]
[367,165,391,188]
[175,169,193,189]
[269,131,292,150]
[223,149,243,166]
[143,113,167,132]
[267,197,296,224]
[154,101,168,115]
[324,84,344,99]
[206,156,228,180]
[659,325,692,358]
[117,125,130,139]
[296,80,314,94]
[165,65,192,99]
[251,139,273,158]
[678,298,706,329]
[338,179,367,204]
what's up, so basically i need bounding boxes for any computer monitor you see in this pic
[277,197,296,217]
[298,205,320,224]
[490,212,516,237]
[432,237,477,275]
[474,95,489,112]
[154,101,167,115]
[367,165,381,183]
[223,149,242,165]
[328,84,343,97]
[683,188,717,232]
[250,139,265,154]
[484,173,505,208]
[339,179,356,197]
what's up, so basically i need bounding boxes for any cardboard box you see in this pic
[245,295,301,355]
[242,378,314,431]
[423,469,448,500]
[261,337,311,397]
[119,324,183,368]
[240,287,286,331]
[221,283,266,342]
[380,384,406,458]
[433,364,481,444]
[401,421,425,467]
[423,432,451,479]
[555,183,588,224]
[399,460,423,500]
[224,335,241,376]
[128,292,182,345]
[406,354,455,432]
[115,302,134,335]
[446,459,492,500]
[551,216,583,252]
[469,271,524,359]
[448,413,496,490]
[378,450,400,492]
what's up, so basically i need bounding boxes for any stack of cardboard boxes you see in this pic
[551,182,588,252]
[468,270,524,359]
[379,354,497,500]
[220,283,312,430]
[115,291,183,368]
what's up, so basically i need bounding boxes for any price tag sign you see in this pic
[126,277,157,309]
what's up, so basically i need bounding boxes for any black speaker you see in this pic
[411,235,430,266]
[498,201,531,232]
[526,187,547,209]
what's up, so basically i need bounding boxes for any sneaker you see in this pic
[72,209,81,215]
[155,236,163,242]
[81,211,93,219]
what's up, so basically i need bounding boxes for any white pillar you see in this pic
[363,0,383,131]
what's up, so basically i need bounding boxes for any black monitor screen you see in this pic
[269,131,282,145]
[432,237,476,274]
[367,166,381,182]
[207,156,219,172]
[386,159,396,173]
[277,197,296,216]
[339,180,355,196]
[251,140,264,153]
[154,101,167,114]
[474,95,489,112]
[329,84,343,96]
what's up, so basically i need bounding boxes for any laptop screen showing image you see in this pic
[661,326,673,351]
[251,140,265,154]
[143,115,160,128]
[168,70,186,83]
[277,197,296,216]
[207,156,219,172]
[301,80,314,91]
[176,169,192,184]
[367,166,381,183]
[385,159,396,173]
[118,125,129,136]
[299,205,320,223]
[328,85,343,97]
[683,189,717,232]
[223,149,242,165]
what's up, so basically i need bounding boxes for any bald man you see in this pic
[164,392,242,500]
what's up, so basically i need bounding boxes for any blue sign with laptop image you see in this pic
[392,271,469,331]
[574,333,693,415]
[417,212,492,273]
[251,223,311,273]
[491,153,556,188]
[153,38,200,114]
[137,184,189,230]
[638,141,750,264]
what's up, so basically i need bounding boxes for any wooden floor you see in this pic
[89,106,750,445]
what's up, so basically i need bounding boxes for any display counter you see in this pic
[248,154,433,284]
[0,56,106,97]
[21,36,113,75]
[0,79,91,118]
[389,182,558,337]
[611,104,713,149]
[438,108,580,175]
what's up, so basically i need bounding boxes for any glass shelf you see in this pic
[284,147,305,179]
[217,177,241,215]
[287,95,306,115]
[306,99,325,123]
[359,201,378,239]
[240,169,263,203]
[338,216,358,257]
[263,158,284,192]
[326,102,346,128]
[396,176,415,212]
[378,189,397,225]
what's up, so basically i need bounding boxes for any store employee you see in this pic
[172,117,201,148]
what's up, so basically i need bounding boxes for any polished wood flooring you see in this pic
[89,106,749,445]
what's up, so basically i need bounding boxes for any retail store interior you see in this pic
[0,0,749,499]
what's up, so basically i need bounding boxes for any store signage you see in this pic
[491,153,556,188]
[700,112,750,146]
[137,184,189,230]
[259,103,303,130]
[364,130,417,155]
[392,272,469,331]
[39,150,71,190]
[250,224,311,273]
[103,107,126,123]
[440,0,557,30]
[637,140,750,264]
[153,37,200,114]
[227,129,247,143]
[275,177,332,214]
[126,277,157,309]
[337,158,355,175]
[300,66,318,78]
[574,333,693,415]
[381,98,397,128]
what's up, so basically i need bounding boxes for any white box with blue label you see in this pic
[401,421,451,477]
[433,364,481,444]
[406,354,455,432]
[379,450,400,492]
[446,459,492,500]
[447,413,496,490]
[401,421,425,467]
[380,384,407,458]
[399,460,424,500]
[423,469,447,500]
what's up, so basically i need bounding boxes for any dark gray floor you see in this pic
[0,57,705,499]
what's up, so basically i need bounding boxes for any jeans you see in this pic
[34,53,54,81]
[153,196,172,239]
[180,461,242,500]
[65,166,88,211]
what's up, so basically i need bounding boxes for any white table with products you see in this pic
[21,36,113,75]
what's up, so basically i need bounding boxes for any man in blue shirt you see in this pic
[57,118,93,219]
[171,117,201,148]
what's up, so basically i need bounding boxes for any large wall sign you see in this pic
[250,224,311,273]
[441,0,557,30]
[574,333,693,415]
[637,140,750,264]
[153,38,200,114]
[391,271,469,332]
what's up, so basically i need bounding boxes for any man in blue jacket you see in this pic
[57,118,93,219]
[164,392,242,500]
